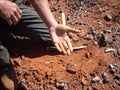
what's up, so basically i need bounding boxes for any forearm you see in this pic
[30,0,58,30]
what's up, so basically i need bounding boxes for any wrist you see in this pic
[49,23,58,32]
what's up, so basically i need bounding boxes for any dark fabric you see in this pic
[12,2,51,42]
[0,1,53,44]
[0,45,11,74]
[14,0,23,3]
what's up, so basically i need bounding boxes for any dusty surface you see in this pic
[2,0,120,90]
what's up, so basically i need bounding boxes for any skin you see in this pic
[0,0,22,25]
[0,0,80,55]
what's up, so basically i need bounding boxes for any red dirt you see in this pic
[4,0,120,90]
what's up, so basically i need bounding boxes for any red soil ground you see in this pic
[3,0,120,90]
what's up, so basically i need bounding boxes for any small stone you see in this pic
[85,52,91,59]
[92,76,101,83]
[117,48,120,55]
[102,72,109,83]
[20,55,25,60]
[81,78,88,86]
[13,59,22,66]
[110,68,116,74]
[102,72,108,77]
[87,86,92,90]
[63,83,69,90]
[109,64,115,69]
[105,48,116,53]
[17,81,28,90]
[103,76,109,83]
[98,6,103,12]
[89,27,96,36]
[66,16,70,21]
[90,72,96,77]
[82,34,92,40]
[102,29,107,34]
[66,62,77,74]
[110,84,116,90]
[114,75,120,80]
[104,14,112,21]
[46,71,52,76]
[51,7,57,12]
[66,67,77,74]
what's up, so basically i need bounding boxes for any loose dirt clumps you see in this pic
[1,0,120,90]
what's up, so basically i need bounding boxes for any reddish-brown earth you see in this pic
[2,0,120,90]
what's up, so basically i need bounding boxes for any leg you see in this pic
[0,45,18,90]
[10,2,53,45]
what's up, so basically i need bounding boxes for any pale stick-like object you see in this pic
[60,11,66,25]
[47,46,87,51]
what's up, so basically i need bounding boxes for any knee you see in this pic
[0,45,10,72]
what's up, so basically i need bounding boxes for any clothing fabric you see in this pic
[0,0,52,74]
[0,45,11,76]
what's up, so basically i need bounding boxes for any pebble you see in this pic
[117,48,120,55]
[13,59,22,66]
[63,83,69,90]
[89,27,96,36]
[103,76,109,83]
[110,84,116,90]
[114,75,120,80]
[105,37,114,45]
[17,81,28,90]
[91,76,101,83]
[102,29,107,34]
[81,78,88,86]
[56,82,64,88]
[114,79,120,85]
[105,48,116,53]
[110,68,116,74]
[109,64,115,69]
[87,86,92,90]
[82,35,92,40]
[66,62,77,74]
[104,14,113,21]
[109,64,118,74]
[101,72,109,83]
[66,67,77,74]
[102,72,108,77]
[85,52,91,59]
[98,6,103,12]
[55,79,69,90]
[51,7,57,12]
[97,33,106,47]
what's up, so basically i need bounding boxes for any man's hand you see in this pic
[0,0,22,25]
[50,24,80,55]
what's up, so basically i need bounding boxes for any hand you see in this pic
[50,24,80,55]
[0,0,22,25]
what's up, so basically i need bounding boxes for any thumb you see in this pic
[66,26,80,33]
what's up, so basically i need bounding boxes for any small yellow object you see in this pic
[60,11,66,25]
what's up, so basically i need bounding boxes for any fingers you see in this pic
[17,7,22,16]
[54,43,62,53]
[55,42,67,55]
[9,5,22,25]
[65,37,73,52]
[54,37,72,55]
[12,8,22,25]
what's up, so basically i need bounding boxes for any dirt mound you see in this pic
[2,0,120,90]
